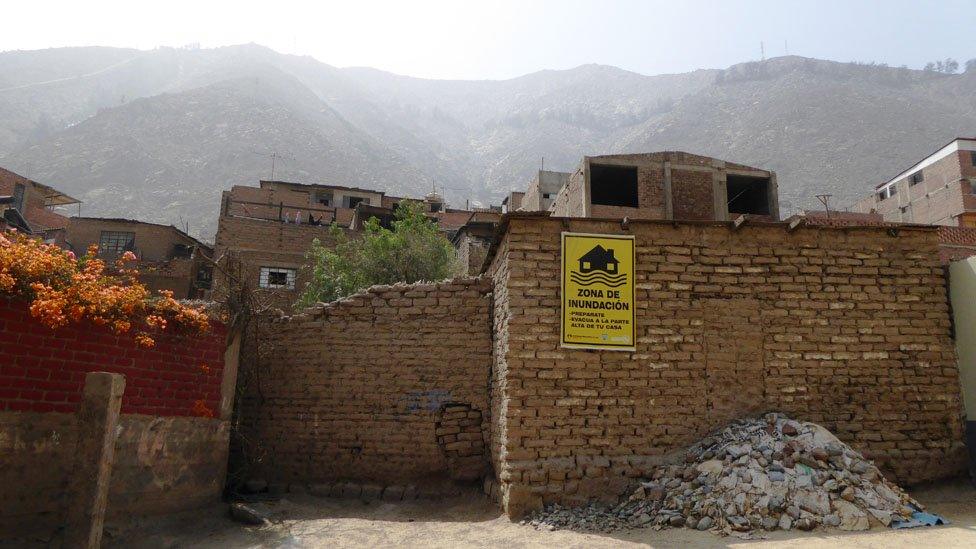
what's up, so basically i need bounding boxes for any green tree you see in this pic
[297,201,460,307]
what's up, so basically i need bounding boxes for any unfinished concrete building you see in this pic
[549,152,779,221]
[501,191,524,213]
[520,170,570,212]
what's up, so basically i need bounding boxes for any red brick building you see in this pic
[214,180,495,310]
[852,137,976,227]
[0,166,79,244]
[64,217,214,299]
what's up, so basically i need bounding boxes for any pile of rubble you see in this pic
[525,413,920,535]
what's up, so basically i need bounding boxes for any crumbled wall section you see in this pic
[488,216,967,512]
[436,403,489,481]
[241,277,493,485]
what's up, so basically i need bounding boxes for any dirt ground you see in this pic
[101,480,976,548]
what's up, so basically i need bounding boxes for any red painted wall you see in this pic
[0,297,225,416]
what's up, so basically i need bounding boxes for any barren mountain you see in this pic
[1,45,973,239]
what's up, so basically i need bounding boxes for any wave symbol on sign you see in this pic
[570,271,627,287]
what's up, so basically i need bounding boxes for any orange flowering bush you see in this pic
[0,230,209,346]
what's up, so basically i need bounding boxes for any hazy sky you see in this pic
[4,0,974,79]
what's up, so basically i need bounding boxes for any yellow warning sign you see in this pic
[561,232,636,351]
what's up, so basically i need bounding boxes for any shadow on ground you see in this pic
[103,480,976,549]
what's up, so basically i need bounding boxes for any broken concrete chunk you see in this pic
[833,499,870,531]
[523,413,921,536]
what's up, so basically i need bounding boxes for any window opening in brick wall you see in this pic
[726,175,771,215]
[316,191,334,207]
[344,196,365,209]
[99,231,135,255]
[196,267,213,283]
[259,267,296,289]
[172,243,194,258]
[590,164,638,207]
[876,184,897,202]
[909,171,924,185]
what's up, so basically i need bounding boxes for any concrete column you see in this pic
[768,171,781,220]
[713,169,729,221]
[64,372,125,549]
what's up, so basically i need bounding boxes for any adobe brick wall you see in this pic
[0,297,234,538]
[239,277,493,485]
[488,215,967,513]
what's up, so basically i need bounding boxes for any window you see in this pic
[971,151,976,167]
[909,171,924,185]
[343,196,365,209]
[259,267,296,289]
[316,191,334,207]
[590,164,639,207]
[99,231,135,255]
[726,175,771,215]
[196,266,213,290]
[172,244,194,258]
[876,185,897,201]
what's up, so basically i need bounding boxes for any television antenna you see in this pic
[250,150,295,180]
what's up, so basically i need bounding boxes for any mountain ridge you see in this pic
[0,44,973,239]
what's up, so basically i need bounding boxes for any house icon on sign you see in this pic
[578,245,619,274]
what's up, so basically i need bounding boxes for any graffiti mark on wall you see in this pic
[401,389,453,413]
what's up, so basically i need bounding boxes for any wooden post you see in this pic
[64,372,125,549]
